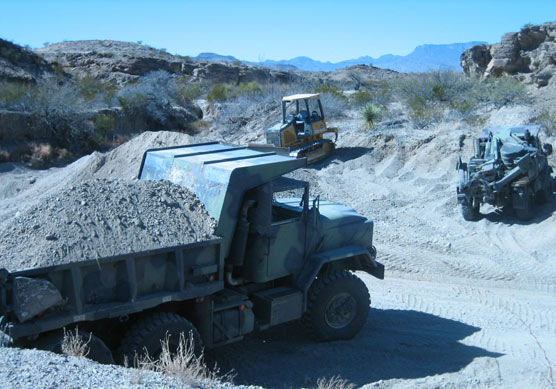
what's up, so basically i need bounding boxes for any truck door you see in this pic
[267,199,306,279]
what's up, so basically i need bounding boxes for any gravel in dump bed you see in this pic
[0,179,217,272]
[0,347,257,389]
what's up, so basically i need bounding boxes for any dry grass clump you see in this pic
[61,327,91,357]
[134,332,230,386]
[0,319,12,347]
[316,375,355,389]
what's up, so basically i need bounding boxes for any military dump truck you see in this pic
[0,143,383,364]
[457,125,554,221]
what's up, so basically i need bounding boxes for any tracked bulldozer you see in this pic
[251,93,338,164]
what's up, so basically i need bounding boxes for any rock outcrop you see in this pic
[461,21,556,87]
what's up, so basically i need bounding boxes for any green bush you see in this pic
[236,81,262,97]
[314,84,346,99]
[117,93,149,115]
[484,76,527,107]
[0,81,30,106]
[350,90,373,106]
[393,71,529,126]
[207,84,230,102]
[93,113,115,132]
[361,103,382,128]
[177,85,201,102]
[77,76,118,104]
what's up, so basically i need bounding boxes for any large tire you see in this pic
[37,330,114,365]
[303,270,370,341]
[536,173,554,204]
[461,202,480,221]
[117,312,202,366]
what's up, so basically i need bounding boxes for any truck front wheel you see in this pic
[117,312,202,365]
[303,270,370,341]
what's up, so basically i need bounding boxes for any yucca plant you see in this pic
[361,103,382,128]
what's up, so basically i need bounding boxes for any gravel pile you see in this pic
[0,179,216,271]
[0,347,257,389]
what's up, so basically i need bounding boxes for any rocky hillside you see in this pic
[461,21,556,87]
[0,38,62,83]
[35,40,297,86]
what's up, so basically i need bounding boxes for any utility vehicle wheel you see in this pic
[117,312,202,365]
[515,192,534,221]
[461,202,480,221]
[37,330,114,364]
[536,175,554,204]
[303,270,370,341]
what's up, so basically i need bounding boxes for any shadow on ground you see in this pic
[210,308,501,388]
[481,194,556,225]
[308,146,373,169]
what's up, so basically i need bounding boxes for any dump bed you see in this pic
[0,239,224,339]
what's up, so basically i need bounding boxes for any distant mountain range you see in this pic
[195,42,485,73]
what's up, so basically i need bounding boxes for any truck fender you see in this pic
[295,245,384,293]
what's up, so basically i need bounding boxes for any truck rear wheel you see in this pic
[303,270,370,341]
[117,312,202,366]
[37,330,114,365]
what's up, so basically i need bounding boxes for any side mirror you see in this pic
[543,143,553,155]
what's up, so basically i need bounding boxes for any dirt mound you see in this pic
[86,130,198,180]
[0,179,216,271]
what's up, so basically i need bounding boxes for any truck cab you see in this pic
[139,142,383,344]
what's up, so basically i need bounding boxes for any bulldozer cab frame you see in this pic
[282,93,325,129]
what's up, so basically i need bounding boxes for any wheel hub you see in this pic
[324,292,357,329]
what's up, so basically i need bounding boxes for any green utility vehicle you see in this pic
[0,143,383,364]
[457,125,553,221]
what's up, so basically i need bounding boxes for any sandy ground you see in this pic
[1,105,555,388]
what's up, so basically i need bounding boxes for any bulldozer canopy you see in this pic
[282,93,321,102]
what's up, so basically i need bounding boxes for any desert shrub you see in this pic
[316,376,355,389]
[0,319,11,347]
[207,84,231,102]
[314,83,346,100]
[135,332,229,386]
[77,75,105,101]
[320,92,348,118]
[177,84,201,102]
[93,113,115,132]
[31,143,53,161]
[361,103,382,128]
[61,328,91,358]
[0,81,30,106]
[117,93,149,115]
[483,75,528,107]
[350,90,373,106]
[236,81,262,97]
[394,71,528,126]
[533,109,556,135]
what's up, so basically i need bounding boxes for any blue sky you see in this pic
[1,0,555,62]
